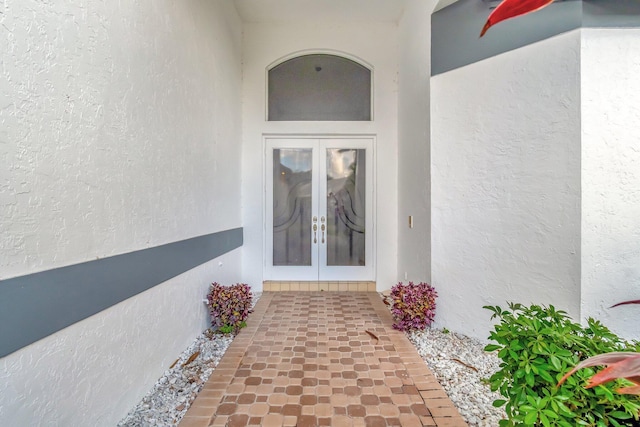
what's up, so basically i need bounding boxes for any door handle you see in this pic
[321,224,325,244]
[313,224,318,244]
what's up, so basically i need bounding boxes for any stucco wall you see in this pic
[0,0,243,425]
[431,31,582,340]
[1,0,242,278]
[0,254,239,426]
[241,22,399,290]
[397,0,436,284]
[581,28,640,340]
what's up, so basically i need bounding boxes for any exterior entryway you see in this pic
[181,292,468,427]
[265,137,374,282]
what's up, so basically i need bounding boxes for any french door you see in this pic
[265,137,374,281]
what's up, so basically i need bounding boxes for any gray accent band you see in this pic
[0,228,243,358]
[432,0,640,77]
[432,0,582,76]
[583,0,640,27]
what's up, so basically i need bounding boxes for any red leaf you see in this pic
[480,0,554,37]
[557,352,640,389]
[617,385,640,394]
[585,355,640,389]
[611,299,640,308]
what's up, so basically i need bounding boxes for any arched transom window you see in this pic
[268,54,372,121]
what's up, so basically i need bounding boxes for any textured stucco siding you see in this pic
[397,0,436,284]
[431,31,582,340]
[1,0,242,279]
[0,254,239,426]
[581,28,640,340]
[0,0,243,425]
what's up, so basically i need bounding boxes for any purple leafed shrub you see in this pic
[390,281,437,331]
[206,282,253,333]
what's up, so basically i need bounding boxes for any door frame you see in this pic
[263,134,376,282]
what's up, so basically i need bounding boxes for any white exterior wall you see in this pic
[241,22,399,290]
[397,0,436,284]
[581,28,640,340]
[0,254,239,426]
[431,31,582,340]
[0,1,243,425]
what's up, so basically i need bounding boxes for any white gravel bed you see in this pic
[117,331,234,426]
[117,293,261,427]
[407,328,507,426]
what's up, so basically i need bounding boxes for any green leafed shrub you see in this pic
[206,283,252,334]
[557,299,640,396]
[484,303,640,427]
[390,281,437,331]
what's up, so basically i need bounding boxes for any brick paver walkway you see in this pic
[181,292,467,427]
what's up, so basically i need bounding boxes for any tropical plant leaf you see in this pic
[586,356,640,389]
[610,299,640,308]
[557,352,640,390]
[480,0,554,37]
[616,385,640,395]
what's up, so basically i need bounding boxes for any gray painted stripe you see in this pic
[432,0,640,76]
[432,0,582,76]
[0,228,243,358]
[584,0,640,27]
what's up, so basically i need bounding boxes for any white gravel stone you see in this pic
[407,328,507,426]
[117,293,261,427]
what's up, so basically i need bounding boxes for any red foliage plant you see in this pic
[390,282,437,331]
[480,0,554,37]
[206,282,253,333]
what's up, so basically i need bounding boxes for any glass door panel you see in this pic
[325,149,366,266]
[265,137,373,282]
[272,148,313,266]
